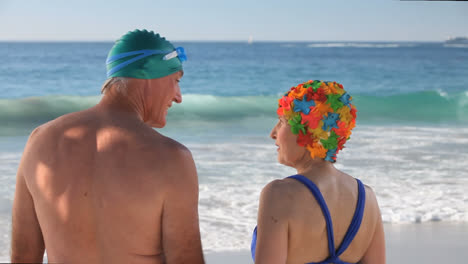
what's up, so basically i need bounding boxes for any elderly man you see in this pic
[11,30,204,264]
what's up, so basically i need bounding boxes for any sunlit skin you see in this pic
[99,71,183,128]
[11,71,205,264]
[253,117,386,264]
[140,71,183,128]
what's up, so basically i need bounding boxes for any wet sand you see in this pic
[205,222,468,264]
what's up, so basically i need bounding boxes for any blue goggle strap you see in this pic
[106,47,186,77]
[163,47,187,62]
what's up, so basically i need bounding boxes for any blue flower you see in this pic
[325,148,338,162]
[322,112,340,131]
[339,93,352,109]
[293,95,316,114]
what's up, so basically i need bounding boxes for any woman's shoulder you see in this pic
[260,178,296,202]
[261,176,313,200]
[340,173,379,202]
[259,176,322,216]
[347,176,382,225]
[361,183,380,216]
[342,174,380,213]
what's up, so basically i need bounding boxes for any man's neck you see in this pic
[96,91,145,122]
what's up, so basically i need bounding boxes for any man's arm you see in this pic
[161,147,204,264]
[11,145,45,262]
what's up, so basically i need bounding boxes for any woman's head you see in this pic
[273,80,357,163]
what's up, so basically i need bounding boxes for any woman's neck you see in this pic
[295,158,336,178]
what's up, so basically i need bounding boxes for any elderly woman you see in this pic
[251,80,385,264]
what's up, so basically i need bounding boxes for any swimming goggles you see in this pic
[106,47,186,77]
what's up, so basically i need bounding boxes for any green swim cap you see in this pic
[106,29,185,79]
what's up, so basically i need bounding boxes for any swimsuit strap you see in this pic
[288,175,366,264]
[335,178,366,256]
[252,176,366,264]
[287,175,336,258]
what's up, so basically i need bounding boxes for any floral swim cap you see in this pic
[277,80,357,163]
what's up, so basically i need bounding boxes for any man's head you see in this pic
[101,29,186,127]
[136,71,183,128]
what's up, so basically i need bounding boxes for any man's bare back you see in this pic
[11,30,204,264]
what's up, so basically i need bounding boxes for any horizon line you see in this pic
[0,39,449,43]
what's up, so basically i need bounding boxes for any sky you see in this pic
[0,0,467,42]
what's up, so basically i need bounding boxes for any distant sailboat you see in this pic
[248,35,253,44]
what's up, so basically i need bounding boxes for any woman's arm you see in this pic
[360,188,386,264]
[254,180,291,264]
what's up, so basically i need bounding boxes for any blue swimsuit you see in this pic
[251,174,366,264]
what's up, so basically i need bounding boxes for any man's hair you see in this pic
[101,77,129,95]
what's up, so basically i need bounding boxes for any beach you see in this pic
[0,223,465,263]
[0,41,467,261]
[205,223,468,264]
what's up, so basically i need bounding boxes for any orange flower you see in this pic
[349,119,356,130]
[312,101,333,116]
[328,82,339,94]
[306,142,327,159]
[322,82,336,94]
[289,86,307,99]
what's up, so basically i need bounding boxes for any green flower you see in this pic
[326,93,344,111]
[303,82,313,89]
[288,114,306,135]
[320,131,339,150]
[312,81,322,91]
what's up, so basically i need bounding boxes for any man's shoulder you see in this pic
[26,111,85,141]
[26,119,59,145]
[141,135,197,188]
[146,134,193,162]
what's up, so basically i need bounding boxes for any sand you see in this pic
[205,222,468,264]
[1,222,465,263]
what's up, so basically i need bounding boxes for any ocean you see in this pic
[0,41,467,256]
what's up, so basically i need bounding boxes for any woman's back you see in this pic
[253,169,384,264]
[287,171,379,263]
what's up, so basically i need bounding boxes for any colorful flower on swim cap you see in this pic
[276,80,357,163]
[106,29,184,79]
